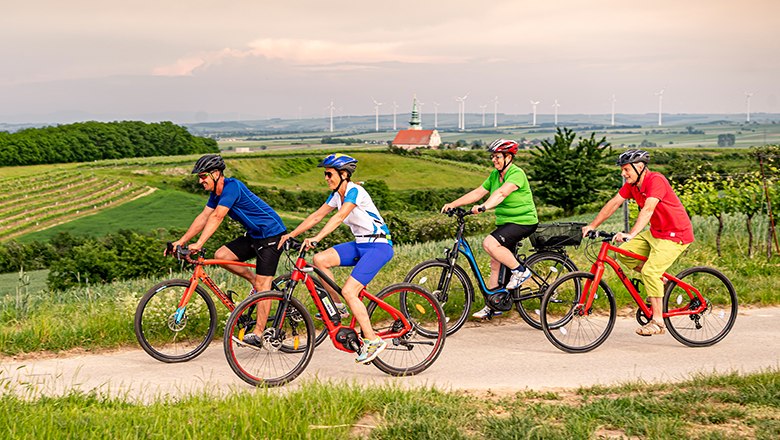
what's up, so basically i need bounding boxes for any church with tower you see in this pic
[391,96,441,150]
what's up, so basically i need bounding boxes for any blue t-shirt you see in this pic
[206,178,286,239]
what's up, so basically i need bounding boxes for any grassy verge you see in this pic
[0,371,777,439]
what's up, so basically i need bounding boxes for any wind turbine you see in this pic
[530,100,540,126]
[655,89,664,126]
[552,99,560,126]
[455,93,469,131]
[480,104,487,126]
[372,97,383,132]
[745,92,754,123]
[326,101,336,132]
[392,101,399,130]
[433,102,440,128]
[493,96,499,127]
[611,94,617,126]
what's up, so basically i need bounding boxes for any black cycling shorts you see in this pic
[490,223,539,253]
[224,233,285,276]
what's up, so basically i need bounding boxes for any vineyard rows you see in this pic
[0,172,153,240]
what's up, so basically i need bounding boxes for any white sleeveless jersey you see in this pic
[326,182,391,244]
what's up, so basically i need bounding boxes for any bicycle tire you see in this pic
[134,278,217,363]
[224,291,315,387]
[516,251,578,330]
[366,283,446,376]
[404,259,473,336]
[273,273,329,349]
[663,266,738,347]
[540,272,616,353]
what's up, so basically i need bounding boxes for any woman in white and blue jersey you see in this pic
[278,154,393,364]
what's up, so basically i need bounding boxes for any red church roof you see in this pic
[392,129,435,146]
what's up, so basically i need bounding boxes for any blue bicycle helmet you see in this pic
[318,153,358,175]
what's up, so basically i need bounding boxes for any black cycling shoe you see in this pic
[242,333,263,349]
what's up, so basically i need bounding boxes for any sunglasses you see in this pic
[324,171,334,178]
[490,153,504,160]
[197,172,212,179]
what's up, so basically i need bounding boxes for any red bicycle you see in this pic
[134,243,310,363]
[223,240,447,387]
[539,230,737,353]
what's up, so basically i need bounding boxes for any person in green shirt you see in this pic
[442,139,539,318]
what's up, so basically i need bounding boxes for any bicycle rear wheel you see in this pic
[663,266,738,347]
[224,291,315,387]
[540,272,616,353]
[134,279,217,363]
[367,283,446,376]
[516,251,578,330]
[273,273,329,349]
[404,259,473,336]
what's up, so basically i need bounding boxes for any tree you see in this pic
[717,134,735,147]
[528,127,613,216]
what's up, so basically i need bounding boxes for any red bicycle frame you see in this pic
[288,253,412,353]
[582,239,709,319]
[177,255,256,313]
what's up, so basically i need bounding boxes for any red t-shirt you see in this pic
[618,171,694,244]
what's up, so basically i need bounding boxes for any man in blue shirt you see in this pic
[171,154,286,347]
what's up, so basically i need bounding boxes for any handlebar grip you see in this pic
[309,241,319,249]
[284,237,302,251]
[477,205,486,213]
[165,242,174,256]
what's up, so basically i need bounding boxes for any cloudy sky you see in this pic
[1,1,778,123]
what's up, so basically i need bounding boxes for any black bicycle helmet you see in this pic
[191,154,226,174]
[616,149,650,166]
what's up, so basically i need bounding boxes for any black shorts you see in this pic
[490,223,539,253]
[224,233,285,276]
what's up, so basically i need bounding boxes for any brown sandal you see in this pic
[636,320,666,337]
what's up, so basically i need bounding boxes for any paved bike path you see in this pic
[2,307,778,400]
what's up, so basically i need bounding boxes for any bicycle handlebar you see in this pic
[165,242,204,264]
[585,230,630,242]
[445,207,475,218]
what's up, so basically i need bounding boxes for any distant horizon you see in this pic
[2,111,779,128]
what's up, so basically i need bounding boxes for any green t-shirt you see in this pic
[481,164,538,226]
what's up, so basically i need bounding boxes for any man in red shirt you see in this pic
[582,150,694,336]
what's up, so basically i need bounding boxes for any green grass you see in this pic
[0,269,47,297]
[16,189,305,242]
[0,371,777,439]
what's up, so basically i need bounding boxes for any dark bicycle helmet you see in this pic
[317,153,358,175]
[191,154,226,174]
[487,139,519,155]
[616,149,650,166]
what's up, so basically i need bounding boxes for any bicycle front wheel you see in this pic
[224,291,315,387]
[134,279,217,363]
[404,259,473,336]
[540,272,616,353]
[516,251,578,330]
[663,266,738,347]
[367,283,446,376]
